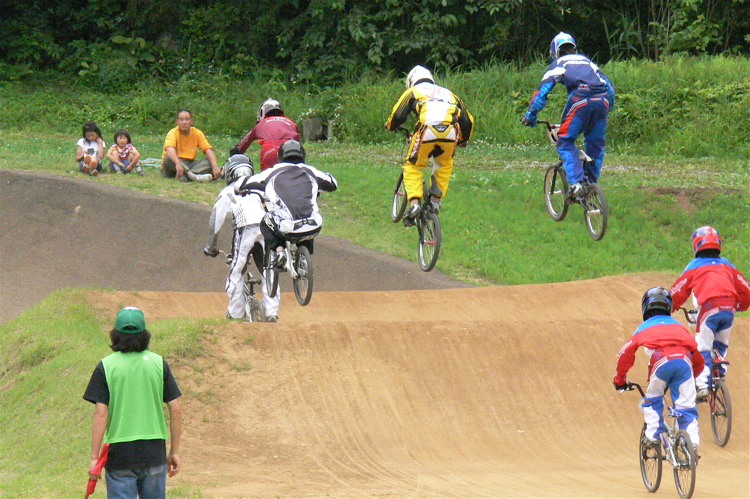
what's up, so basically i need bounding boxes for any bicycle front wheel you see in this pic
[639,425,662,493]
[391,172,408,223]
[543,163,569,221]
[583,183,608,241]
[710,379,732,446]
[672,430,697,499]
[293,245,314,306]
[417,211,441,272]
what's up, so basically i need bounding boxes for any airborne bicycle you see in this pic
[621,382,698,499]
[390,127,442,272]
[679,307,732,446]
[537,120,608,240]
[264,238,314,306]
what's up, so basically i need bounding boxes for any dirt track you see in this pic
[2,170,748,498]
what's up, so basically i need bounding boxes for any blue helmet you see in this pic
[641,286,673,320]
[550,32,576,60]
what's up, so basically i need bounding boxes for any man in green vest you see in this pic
[84,307,183,498]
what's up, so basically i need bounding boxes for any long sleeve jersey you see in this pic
[614,315,704,386]
[237,162,337,236]
[235,116,301,171]
[385,81,474,144]
[526,54,615,119]
[670,256,750,314]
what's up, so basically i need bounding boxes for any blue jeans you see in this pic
[105,464,167,498]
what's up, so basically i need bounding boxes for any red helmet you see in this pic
[691,226,722,255]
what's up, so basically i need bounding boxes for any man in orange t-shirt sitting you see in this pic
[161,109,221,182]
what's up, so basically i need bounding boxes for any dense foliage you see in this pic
[2,0,749,85]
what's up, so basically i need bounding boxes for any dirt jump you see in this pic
[1,169,747,498]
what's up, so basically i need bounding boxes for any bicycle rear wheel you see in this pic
[264,251,280,299]
[417,210,441,272]
[583,183,608,241]
[293,245,314,306]
[245,295,265,322]
[639,425,662,493]
[710,379,732,446]
[672,430,697,499]
[543,163,569,221]
[391,172,408,222]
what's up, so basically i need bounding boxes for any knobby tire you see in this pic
[391,172,408,223]
[584,183,608,241]
[293,245,314,306]
[710,379,732,447]
[543,163,569,221]
[672,430,696,499]
[639,425,662,493]
[417,210,441,272]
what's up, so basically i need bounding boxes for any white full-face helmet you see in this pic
[550,32,576,60]
[257,98,284,122]
[406,65,434,88]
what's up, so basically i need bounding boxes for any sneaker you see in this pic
[403,204,421,227]
[275,249,287,268]
[266,315,278,323]
[568,182,583,199]
[641,435,659,449]
[696,387,710,401]
[91,169,98,177]
[225,311,244,321]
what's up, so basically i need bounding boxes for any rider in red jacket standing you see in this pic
[230,99,301,171]
[669,226,750,399]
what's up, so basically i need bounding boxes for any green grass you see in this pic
[0,290,213,497]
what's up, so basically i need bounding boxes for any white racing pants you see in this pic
[227,224,279,320]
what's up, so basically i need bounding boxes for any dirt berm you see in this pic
[2,170,747,497]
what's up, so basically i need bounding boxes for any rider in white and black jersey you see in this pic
[235,140,338,267]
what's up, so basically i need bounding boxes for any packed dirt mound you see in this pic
[99,277,748,498]
[3,170,747,497]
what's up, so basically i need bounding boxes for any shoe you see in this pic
[696,387,710,401]
[641,435,659,449]
[225,311,244,321]
[266,315,278,323]
[567,182,583,199]
[91,169,98,177]
[403,204,420,227]
[137,170,144,176]
[275,249,287,268]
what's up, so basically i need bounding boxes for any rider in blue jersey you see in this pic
[522,32,615,199]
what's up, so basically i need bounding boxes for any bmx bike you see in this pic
[390,127,442,272]
[621,382,698,499]
[679,307,732,446]
[537,120,608,241]
[218,249,265,322]
[264,238,314,306]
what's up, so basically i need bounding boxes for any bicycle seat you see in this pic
[246,277,262,286]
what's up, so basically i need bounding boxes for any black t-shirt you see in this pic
[83,357,182,470]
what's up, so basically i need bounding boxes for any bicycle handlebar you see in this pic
[677,307,697,326]
[620,382,645,398]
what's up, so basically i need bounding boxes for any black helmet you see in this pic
[223,154,254,184]
[277,139,306,164]
[641,286,673,320]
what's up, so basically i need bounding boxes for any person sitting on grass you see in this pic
[107,128,144,175]
[76,121,106,176]
[160,109,221,182]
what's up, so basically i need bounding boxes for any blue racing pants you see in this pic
[557,93,610,185]
[642,356,699,446]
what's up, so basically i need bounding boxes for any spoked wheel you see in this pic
[243,277,265,322]
[293,245,314,306]
[583,182,608,241]
[264,252,280,299]
[543,163,569,221]
[639,425,662,493]
[391,172,408,222]
[416,210,441,272]
[673,430,697,499]
[710,379,732,446]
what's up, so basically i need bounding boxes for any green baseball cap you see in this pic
[115,307,146,334]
